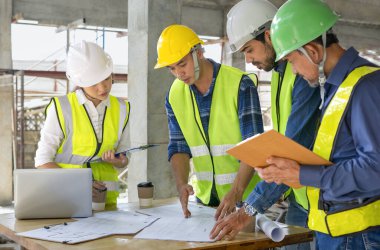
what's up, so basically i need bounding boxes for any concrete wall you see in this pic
[13,0,128,28]
[12,0,227,37]
[0,0,12,69]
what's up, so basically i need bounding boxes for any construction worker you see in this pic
[155,24,263,218]
[253,0,380,248]
[35,41,130,207]
[212,0,320,247]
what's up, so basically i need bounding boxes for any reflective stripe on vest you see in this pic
[169,65,260,205]
[190,144,236,157]
[309,66,380,237]
[271,63,308,210]
[53,93,130,205]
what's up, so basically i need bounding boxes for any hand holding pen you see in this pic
[101,149,128,168]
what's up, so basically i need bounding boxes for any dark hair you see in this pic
[254,31,266,43]
[311,29,339,47]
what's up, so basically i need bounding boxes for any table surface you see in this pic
[0,199,313,250]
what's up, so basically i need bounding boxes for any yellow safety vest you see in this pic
[271,62,308,210]
[169,65,261,205]
[308,66,380,237]
[50,92,130,206]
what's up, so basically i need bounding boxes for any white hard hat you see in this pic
[226,0,277,53]
[66,41,113,87]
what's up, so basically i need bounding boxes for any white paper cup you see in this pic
[137,182,154,208]
[92,202,106,211]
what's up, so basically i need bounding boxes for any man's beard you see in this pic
[262,43,276,72]
[251,41,276,72]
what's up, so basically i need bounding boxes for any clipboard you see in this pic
[88,144,159,163]
[227,130,332,188]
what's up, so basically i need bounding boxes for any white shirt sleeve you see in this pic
[34,101,64,167]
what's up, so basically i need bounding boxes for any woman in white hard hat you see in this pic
[35,41,130,208]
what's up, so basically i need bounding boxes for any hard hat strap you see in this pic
[317,32,327,110]
[191,45,201,82]
[297,32,327,110]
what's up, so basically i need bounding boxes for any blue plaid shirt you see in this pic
[165,59,263,160]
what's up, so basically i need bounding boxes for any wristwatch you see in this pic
[242,202,258,217]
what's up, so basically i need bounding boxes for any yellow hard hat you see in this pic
[154,24,204,69]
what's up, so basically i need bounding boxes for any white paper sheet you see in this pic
[136,202,216,218]
[135,202,216,242]
[17,223,110,244]
[256,213,285,242]
[17,211,157,244]
[135,215,215,242]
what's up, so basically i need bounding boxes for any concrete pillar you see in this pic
[0,76,14,205]
[231,52,246,71]
[221,42,246,71]
[0,0,12,69]
[0,0,13,206]
[127,0,179,201]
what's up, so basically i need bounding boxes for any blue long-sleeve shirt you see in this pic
[166,59,263,161]
[246,61,321,213]
[300,47,380,202]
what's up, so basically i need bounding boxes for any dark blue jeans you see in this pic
[283,191,311,250]
[316,229,380,250]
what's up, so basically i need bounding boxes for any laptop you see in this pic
[14,168,92,219]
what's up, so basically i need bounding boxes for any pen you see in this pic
[44,222,68,229]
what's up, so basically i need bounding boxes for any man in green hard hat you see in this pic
[255,0,380,249]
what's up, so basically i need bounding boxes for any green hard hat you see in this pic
[271,0,339,61]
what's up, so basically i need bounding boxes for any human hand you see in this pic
[214,190,240,220]
[178,184,194,218]
[210,209,252,241]
[102,150,128,168]
[255,157,301,186]
[92,180,106,198]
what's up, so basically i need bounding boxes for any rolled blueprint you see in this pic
[256,213,285,242]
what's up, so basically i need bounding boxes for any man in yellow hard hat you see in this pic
[155,24,263,217]
[253,0,380,249]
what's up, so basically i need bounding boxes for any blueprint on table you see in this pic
[135,202,217,242]
[17,211,158,244]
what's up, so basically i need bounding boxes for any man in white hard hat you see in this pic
[35,41,130,207]
[211,0,320,247]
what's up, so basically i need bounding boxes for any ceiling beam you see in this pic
[13,0,128,28]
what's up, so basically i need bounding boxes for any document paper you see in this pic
[17,211,158,244]
[135,202,216,242]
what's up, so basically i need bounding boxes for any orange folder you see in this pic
[227,130,333,188]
